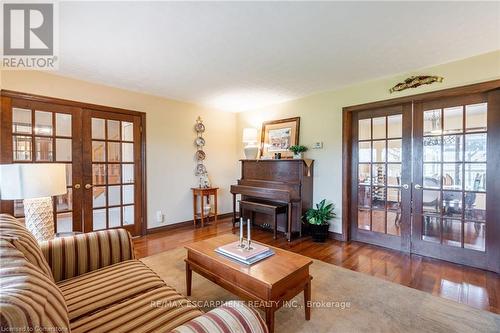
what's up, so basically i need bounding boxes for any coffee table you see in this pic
[185,234,312,333]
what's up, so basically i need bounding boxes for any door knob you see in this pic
[402,184,409,189]
[414,184,423,190]
[85,184,93,189]
[74,184,81,189]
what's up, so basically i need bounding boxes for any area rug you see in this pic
[141,248,500,333]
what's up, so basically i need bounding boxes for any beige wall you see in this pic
[0,70,239,229]
[2,50,498,233]
[237,50,500,233]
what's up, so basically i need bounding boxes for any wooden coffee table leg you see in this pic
[186,262,192,296]
[304,279,311,320]
[265,307,275,333]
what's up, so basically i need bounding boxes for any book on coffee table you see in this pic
[215,240,274,265]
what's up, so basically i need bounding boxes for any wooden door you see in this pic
[1,98,83,232]
[82,109,143,236]
[350,103,412,251]
[1,91,146,237]
[412,92,499,272]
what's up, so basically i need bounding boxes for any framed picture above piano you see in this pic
[260,117,300,158]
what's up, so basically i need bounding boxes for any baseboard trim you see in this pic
[329,231,346,241]
[146,214,348,241]
[146,213,233,234]
[146,220,193,234]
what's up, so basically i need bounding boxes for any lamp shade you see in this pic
[0,163,67,200]
[242,128,258,143]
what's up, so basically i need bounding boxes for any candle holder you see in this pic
[245,218,254,251]
[238,238,246,249]
[245,239,253,251]
[237,217,245,248]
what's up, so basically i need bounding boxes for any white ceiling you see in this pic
[57,1,500,112]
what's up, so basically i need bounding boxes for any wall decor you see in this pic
[194,116,211,188]
[260,117,300,158]
[389,75,444,93]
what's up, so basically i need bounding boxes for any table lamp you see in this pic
[243,128,259,159]
[0,163,67,242]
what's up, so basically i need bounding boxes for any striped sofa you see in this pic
[0,214,268,333]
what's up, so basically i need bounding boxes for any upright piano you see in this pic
[231,159,314,241]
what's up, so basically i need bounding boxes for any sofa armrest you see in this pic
[171,301,268,333]
[40,228,135,282]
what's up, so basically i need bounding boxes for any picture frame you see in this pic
[260,117,300,158]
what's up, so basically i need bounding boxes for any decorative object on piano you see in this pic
[303,199,335,242]
[216,218,274,265]
[389,75,444,93]
[289,145,308,159]
[242,128,259,159]
[260,117,300,158]
[194,116,210,188]
[274,153,281,159]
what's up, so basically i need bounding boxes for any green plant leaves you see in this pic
[288,145,308,153]
[303,199,336,225]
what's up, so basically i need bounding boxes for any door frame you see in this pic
[342,79,500,273]
[0,90,148,236]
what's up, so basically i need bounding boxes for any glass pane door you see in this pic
[10,101,82,233]
[412,95,489,268]
[83,110,142,236]
[352,104,411,251]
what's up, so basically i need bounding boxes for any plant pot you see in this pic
[293,152,302,159]
[310,224,329,242]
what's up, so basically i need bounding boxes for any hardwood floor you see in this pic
[133,217,500,315]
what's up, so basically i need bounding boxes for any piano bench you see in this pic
[239,199,288,240]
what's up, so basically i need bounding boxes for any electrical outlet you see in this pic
[312,142,323,149]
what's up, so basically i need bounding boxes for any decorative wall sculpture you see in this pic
[194,116,211,188]
[389,75,444,93]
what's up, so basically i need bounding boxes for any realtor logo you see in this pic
[2,2,58,69]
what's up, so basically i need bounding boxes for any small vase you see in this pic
[293,152,302,159]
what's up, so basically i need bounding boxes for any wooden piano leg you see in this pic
[232,193,236,228]
[287,202,292,242]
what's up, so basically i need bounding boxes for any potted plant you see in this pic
[303,199,335,242]
[289,145,308,159]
